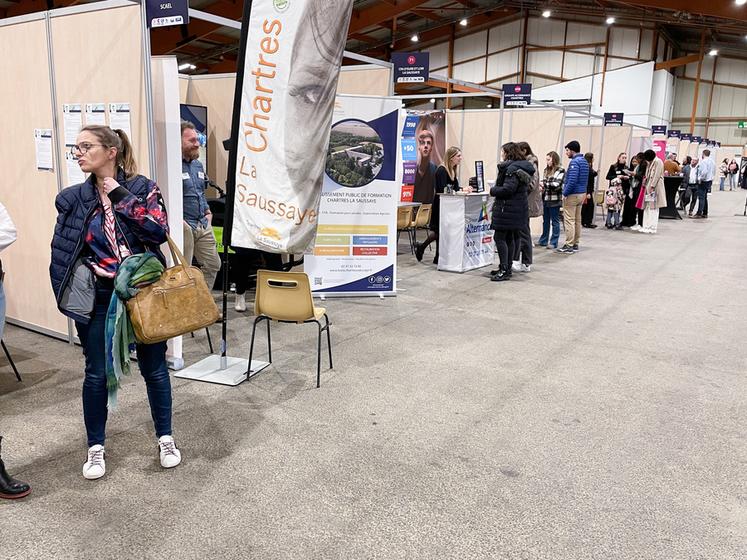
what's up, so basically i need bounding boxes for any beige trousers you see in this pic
[183,222,221,290]
[563,194,585,247]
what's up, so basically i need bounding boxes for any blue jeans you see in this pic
[697,181,710,216]
[75,286,172,447]
[606,209,621,228]
[719,176,725,191]
[539,205,560,248]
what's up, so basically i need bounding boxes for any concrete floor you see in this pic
[1,191,745,559]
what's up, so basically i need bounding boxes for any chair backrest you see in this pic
[414,203,432,227]
[397,206,412,229]
[255,270,315,322]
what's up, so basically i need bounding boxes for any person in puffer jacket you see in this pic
[557,140,589,253]
[489,142,536,282]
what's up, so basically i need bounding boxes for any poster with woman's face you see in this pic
[230,0,354,254]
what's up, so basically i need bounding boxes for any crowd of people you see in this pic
[411,138,741,281]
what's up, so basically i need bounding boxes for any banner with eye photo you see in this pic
[224,0,355,253]
[304,95,402,296]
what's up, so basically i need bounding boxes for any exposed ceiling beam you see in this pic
[654,53,702,71]
[348,0,431,34]
[611,1,747,23]
[411,9,444,23]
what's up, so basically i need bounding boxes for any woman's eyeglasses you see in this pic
[70,143,105,155]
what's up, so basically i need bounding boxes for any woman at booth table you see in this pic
[49,125,181,481]
[489,142,535,282]
[415,146,471,264]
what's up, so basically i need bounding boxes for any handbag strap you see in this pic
[166,235,194,279]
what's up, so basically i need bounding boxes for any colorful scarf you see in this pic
[104,253,164,410]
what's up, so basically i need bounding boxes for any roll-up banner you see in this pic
[224,0,355,252]
[304,96,402,296]
[400,110,446,203]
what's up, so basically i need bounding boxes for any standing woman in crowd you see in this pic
[621,154,639,227]
[513,141,540,272]
[581,153,598,228]
[489,142,535,282]
[606,153,632,202]
[640,149,667,233]
[50,125,181,480]
[538,151,564,249]
[719,158,729,191]
[627,152,647,230]
[415,146,468,264]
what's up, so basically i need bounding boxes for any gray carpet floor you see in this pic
[1,191,745,559]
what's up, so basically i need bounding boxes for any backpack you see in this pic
[605,190,618,207]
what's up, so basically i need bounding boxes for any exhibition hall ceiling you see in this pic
[1,0,746,73]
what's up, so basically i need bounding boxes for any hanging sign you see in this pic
[603,113,624,126]
[392,52,429,83]
[667,129,681,138]
[681,133,692,141]
[225,0,355,252]
[502,83,532,107]
[692,136,702,144]
[145,0,189,28]
[651,125,667,135]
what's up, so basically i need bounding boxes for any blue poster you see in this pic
[401,138,417,162]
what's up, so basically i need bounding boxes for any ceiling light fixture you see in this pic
[736,0,746,6]
[542,10,551,18]
[411,34,419,42]
[460,18,468,27]
[709,48,718,56]
[178,63,196,71]
[430,98,436,103]
[486,104,493,108]
[606,16,615,24]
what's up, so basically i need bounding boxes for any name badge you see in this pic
[198,171,205,180]
[182,173,190,180]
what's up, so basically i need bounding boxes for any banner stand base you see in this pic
[174,355,270,386]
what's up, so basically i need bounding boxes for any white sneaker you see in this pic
[630,225,641,232]
[158,435,181,469]
[83,445,106,480]
[511,261,521,272]
[520,264,531,273]
[234,293,246,312]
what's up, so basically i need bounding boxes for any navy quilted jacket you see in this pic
[50,171,168,324]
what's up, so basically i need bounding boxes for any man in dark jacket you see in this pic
[557,141,589,254]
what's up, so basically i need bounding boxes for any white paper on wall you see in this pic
[34,128,54,171]
[65,151,86,186]
[85,103,107,126]
[63,103,82,146]
[109,103,131,137]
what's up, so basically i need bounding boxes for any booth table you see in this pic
[438,193,495,273]
[661,176,683,220]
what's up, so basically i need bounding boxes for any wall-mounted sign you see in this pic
[392,52,429,83]
[501,83,532,107]
[667,129,681,138]
[691,136,702,144]
[145,0,189,28]
[651,125,667,135]
[603,112,624,126]
[738,121,745,129]
[680,133,692,141]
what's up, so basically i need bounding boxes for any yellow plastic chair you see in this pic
[397,206,415,254]
[248,270,332,388]
[409,203,431,246]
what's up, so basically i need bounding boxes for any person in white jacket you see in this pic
[0,201,30,500]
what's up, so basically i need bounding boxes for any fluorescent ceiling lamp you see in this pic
[411,34,419,42]
[486,104,493,108]
[606,16,615,24]
[709,49,718,56]
[542,10,551,18]
[178,63,196,71]
[460,18,468,27]
[736,0,746,6]
[430,98,436,103]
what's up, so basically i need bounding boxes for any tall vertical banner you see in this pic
[304,96,401,296]
[225,0,355,252]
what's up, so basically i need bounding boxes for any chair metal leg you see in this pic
[324,314,332,369]
[247,316,263,376]
[205,327,214,354]
[1,340,21,382]
[266,319,272,363]
[315,321,322,388]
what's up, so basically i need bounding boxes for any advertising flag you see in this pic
[225,0,355,253]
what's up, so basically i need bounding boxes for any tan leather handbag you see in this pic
[127,236,219,344]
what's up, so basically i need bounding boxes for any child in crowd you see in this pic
[604,177,624,230]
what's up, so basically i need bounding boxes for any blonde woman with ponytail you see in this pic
[50,125,182,480]
[415,146,468,264]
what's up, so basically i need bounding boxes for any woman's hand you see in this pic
[102,177,120,194]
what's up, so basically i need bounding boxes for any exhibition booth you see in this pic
[1,0,739,367]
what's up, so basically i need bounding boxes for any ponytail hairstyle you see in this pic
[441,146,461,180]
[544,151,560,178]
[80,125,138,178]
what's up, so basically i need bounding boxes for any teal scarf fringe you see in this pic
[104,253,164,410]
